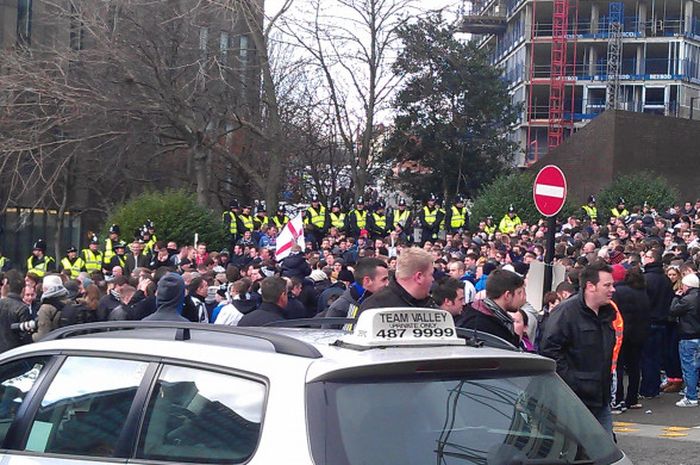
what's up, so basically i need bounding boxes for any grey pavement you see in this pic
[613,391,700,464]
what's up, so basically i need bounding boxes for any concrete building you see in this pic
[462,0,700,165]
[0,0,263,265]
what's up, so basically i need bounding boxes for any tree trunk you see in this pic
[193,147,210,207]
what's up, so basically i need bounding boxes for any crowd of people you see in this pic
[2,193,700,436]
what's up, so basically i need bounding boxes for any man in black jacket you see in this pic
[669,273,700,407]
[239,277,288,326]
[358,247,434,314]
[461,269,526,346]
[639,248,674,398]
[540,260,617,434]
[0,270,31,352]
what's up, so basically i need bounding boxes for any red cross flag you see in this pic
[275,213,305,260]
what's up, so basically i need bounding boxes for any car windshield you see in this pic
[307,372,623,465]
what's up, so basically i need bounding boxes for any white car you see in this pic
[0,308,632,465]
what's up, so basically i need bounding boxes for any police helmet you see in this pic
[375,199,386,209]
[277,204,286,213]
[256,201,267,213]
[145,219,155,229]
[508,204,516,213]
[618,197,626,205]
[356,196,365,205]
[109,224,120,235]
[398,198,407,207]
[33,239,47,252]
[428,193,437,202]
[66,246,77,254]
[311,194,320,203]
[114,241,127,250]
[229,199,240,209]
[332,198,342,208]
[90,234,99,245]
[588,195,596,204]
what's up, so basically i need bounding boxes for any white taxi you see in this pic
[0,307,631,465]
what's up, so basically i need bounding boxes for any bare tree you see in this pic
[284,0,414,200]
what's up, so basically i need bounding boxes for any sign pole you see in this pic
[543,215,556,293]
[532,164,567,296]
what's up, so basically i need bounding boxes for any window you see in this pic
[199,26,209,51]
[137,365,265,463]
[219,31,229,60]
[16,0,33,46]
[307,373,622,465]
[0,357,49,443]
[239,35,249,62]
[25,357,148,457]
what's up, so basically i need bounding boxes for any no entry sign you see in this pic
[533,165,567,217]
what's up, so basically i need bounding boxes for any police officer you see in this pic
[368,199,389,240]
[445,195,468,233]
[611,197,629,219]
[103,224,120,266]
[389,198,413,241]
[27,239,56,277]
[59,246,84,279]
[304,194,328,246]
[81,234,103,274]
[0,250,12,272]
[346,196,369,238]
[483,216,496,236]
[222,199,240,246]
[329,198,346,234]
[581,195,598,221]
[418,194,444,243]
[498,204,522,235]
[253,201,269,231]
[270,204,289,230]
[107,241,127,273]
[144,219,157,254]
[237,204,255,236]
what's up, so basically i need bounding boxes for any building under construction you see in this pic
[461,0,700,164]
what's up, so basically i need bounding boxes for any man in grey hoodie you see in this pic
[143,272,188,322]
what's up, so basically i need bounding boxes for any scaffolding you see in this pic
[606,2,624,110]
[546,0,570,149]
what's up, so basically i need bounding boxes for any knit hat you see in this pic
[611,264,627,282]
[338,269,355,283]
[156,272,185,309]
[41,275,68,301]
[310,269,328,282]
[682,273,699,289]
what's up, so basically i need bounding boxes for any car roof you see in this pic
[0,322,555,381]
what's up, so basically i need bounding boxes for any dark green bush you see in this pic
[102,190,226,249]
[469,172,577,229]
[596,171,679,221]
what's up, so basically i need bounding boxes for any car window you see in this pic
[307,372,623,465]
[137,365,265,464]
[0,357,49,445]
[25,356,148,457]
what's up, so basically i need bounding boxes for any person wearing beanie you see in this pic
[670,272,700,407]
[33,274,69,341]
[143,272,188,321]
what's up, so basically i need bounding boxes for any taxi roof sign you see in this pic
[340,308,464,348]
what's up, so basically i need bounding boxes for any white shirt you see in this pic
[215,302,244,326]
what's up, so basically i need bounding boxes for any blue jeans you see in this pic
[640,324,665,397]
[679,339,700,400]
[589,404,613,436]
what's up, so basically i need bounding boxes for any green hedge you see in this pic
[102,190,226,249]
[596,171,679,221]
[469,172,577,228]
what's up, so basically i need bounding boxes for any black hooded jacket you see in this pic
[643,262,674,323]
